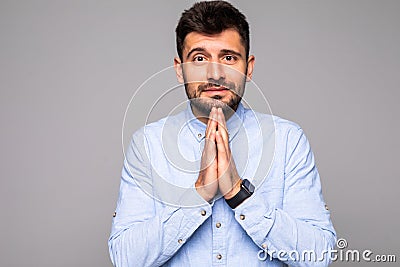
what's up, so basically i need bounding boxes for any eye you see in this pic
[223,55,237,64]
[193,55,206,62]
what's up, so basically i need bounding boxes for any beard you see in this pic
[189,94,241,118]
[184,79,245,118]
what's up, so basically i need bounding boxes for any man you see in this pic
[109,1,336,266]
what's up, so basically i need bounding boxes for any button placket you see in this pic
[212,200,227,265]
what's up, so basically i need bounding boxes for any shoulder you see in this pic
[242,108,310,156]
[242,107,303,135]
[130,111,185,142]
[272,115,303,135]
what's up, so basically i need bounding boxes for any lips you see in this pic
[203,86,228,92]
[202,87,229,97]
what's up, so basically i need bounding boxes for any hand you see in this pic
[214,108,241,199]
[195,107,242,202]
[195,107,219,202]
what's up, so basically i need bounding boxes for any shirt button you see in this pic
[201,210,206,216]
[262,243,267,249]
[112,211,116,218]
[216,222,221,228]
[178,239,183,244]
[240,214,245,220]
[325,204,329,210]
[198,133,202,138]
[216,254,222,260]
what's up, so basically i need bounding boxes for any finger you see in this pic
[217,108,227,128]
[216,128,235,177]
[206,130,216,150]
[216,130,228,161]
[203,129,216,157]
[201,129,217,170]
[206,108,212,129]
[207,108,219,138]
[205,107,213,136]
[206,107,217,138]
[217,108,227,137]
[216,131,241,197]
[217,109,230,150]
[216,130,230,182]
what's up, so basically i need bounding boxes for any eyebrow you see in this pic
[186,47,208,59]
[186,47,244,60]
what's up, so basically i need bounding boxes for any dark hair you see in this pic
[175,1,250,61]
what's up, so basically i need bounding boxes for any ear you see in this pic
[174,57,184,84]
[246,55,255,82]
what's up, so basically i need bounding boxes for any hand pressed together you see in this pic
[195,107,241,202]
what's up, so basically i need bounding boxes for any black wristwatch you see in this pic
[225,179,255,209]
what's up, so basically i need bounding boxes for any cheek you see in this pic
[183,65,208,83]
[225,72,246,94]
[225,64,247,80]
[185,82,201,97]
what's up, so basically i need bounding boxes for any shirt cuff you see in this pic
[158,186,213,256]
[233,191,276,246]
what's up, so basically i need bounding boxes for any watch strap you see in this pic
[225,179,254,209]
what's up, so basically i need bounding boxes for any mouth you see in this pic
[202,86,229,92]
[197,82,233,99]
[201,87,229,99]
[201,83,231,95]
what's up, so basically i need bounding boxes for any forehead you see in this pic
[183,29,245,56]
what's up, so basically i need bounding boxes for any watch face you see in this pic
[242,179,255,193]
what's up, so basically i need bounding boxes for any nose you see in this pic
[206,62,225,83]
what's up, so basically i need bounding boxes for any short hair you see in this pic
[175,1,250,61]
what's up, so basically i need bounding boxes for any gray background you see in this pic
[1,0,399,266]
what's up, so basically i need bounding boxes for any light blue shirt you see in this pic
[109,103,336,267]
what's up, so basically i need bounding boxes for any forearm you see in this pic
[233,192,336,267]
[109,202,212,267]
[109,138,213,267]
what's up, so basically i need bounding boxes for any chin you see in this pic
[190,97,239,116]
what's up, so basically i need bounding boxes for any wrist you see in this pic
[225,179,255,209]
[195,186,213,203]
[224,180,241,200]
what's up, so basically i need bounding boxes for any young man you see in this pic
[109,1,336,266]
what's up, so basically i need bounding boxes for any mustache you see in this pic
[198,81,236,92]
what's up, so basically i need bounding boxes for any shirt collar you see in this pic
[184,101,245,143]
